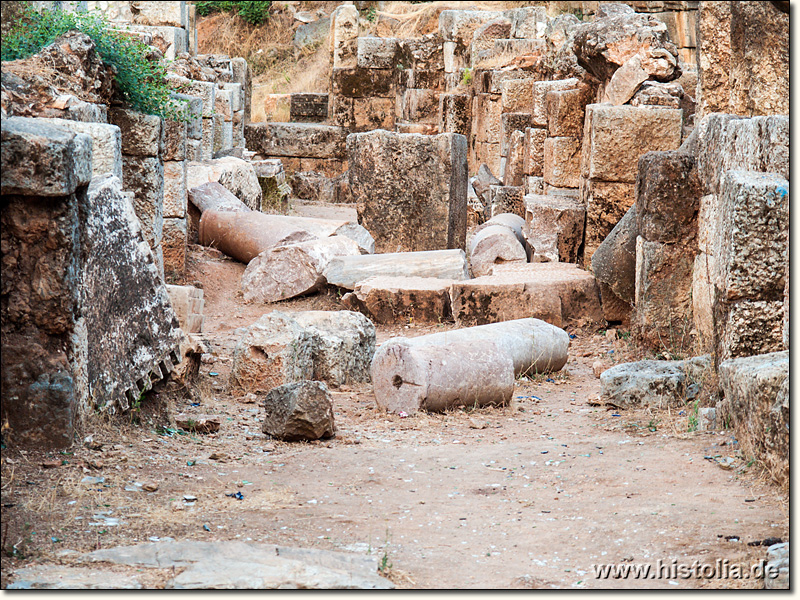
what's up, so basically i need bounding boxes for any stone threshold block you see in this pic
[245,123,348,160]
[450,262,604,328]
[342,276,454,325]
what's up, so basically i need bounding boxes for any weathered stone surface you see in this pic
[242,236,362,304]
[214,87,233,121]
[289,93,328,123]
[718,350,788,488]
[245,123,348,159]
[474,93,502,143]
[349,130,467,253]
[531,79,579,128]
[1,117,92,197]
[187,157,262,211]
[165,285,204,334]
[525,175,545,196]
[292,311,376,386]
[600,356,710,408]
[573,11,680,82]
[500,113,533,157]
[31,118,122,182]
[7,566,145,590]
[582,178,635,268]
[500,79,534,114]
[597,280,632,324]
[489,185,525,219]
[439,93,471,138]
[502,131,526,189]
[108,108,163,157]
[696,1,731,118]
[451,262,603,328]
[163,160,187,219]
[331,67,394,98]
[398,88,439,124]
[122,155,164,248]
[330,4,359,69]
[581,104,683,184]
[765,542,790,589]
[124,24,187,60]
[522,127,547,177]
[717,300,784,362]
[79,175,183,412]
[468,224,527,278]
[230,312,314,395]
[629,80,684,108]
[162,217,187,276]
[546,85,591,138]
[371,340,513,415]
[200,117,214,160]
[523,194,585,263]
[691,251,715,353]
[544,136,581,189]
[591,204,637,304]
[212,113,232,154]
[634,237,695,351]
[344,276,453,325]
[713,171,788,303]
[324,249,469,290]
[356,37,399,69]
[439,10,504,45]
[476,213,530,257]
[510,6,548,38]
[471,18,512,63]
[635,150,701,243]
[263,381,335,441]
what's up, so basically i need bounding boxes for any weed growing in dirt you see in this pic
[2,4,187,120]
[196,1,272,25]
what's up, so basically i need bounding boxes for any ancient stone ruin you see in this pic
[0,0,789,590]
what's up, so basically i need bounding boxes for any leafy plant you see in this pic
[687,399,700,432]
[2,4,187,120]
[461,68,472,86]
[363,6,377,23]
[196,1,272,25]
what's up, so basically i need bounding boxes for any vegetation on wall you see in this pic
[1,3,185,120]
[195,1,273,25]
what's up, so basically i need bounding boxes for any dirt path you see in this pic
[0,248,788,590]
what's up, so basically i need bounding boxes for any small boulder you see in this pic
[263,381,335,441]
[600,356,710,408]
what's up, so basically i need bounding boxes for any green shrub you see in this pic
[1,4,186,120]
[195,1,272,25]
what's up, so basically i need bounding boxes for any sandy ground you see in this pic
[0,211,789,589]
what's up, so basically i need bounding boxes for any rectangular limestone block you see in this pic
[712,171,789,304]
[162,118,187,162]
[717,300,785,363]
[289,93,329,123]
[502,132,526,189]
[490,185,524,218]
[501,78,536,114]
[475,142,503,179]
[524,193,585,263]
[221,82,243,113]
[717,350,788,488]
[299,158,348,178]
[349,130,468,253]
[333,96,396,132]
[474,93,502,143]
[692,251,716,354]
[525,176,545,195]
[332,67,395,98]
[166,75,215,117]
[634,237,696,351]
[245,123,348,159]
[510,6,548,38]
[399,88,440,123]
[582,104,683,183]
[252,90,290,123]
[357,37,400,69]
[130,1,186,27]
[233,111,245,149]
[170,94,203,140]
[162,217,187,277]
[108,107,163,157]
[443,40,458,73]
[163,160,187,219]
[165,284,204,334]
[544,136,581,188]
[32,117,122,182]
[122,155,164,248]
[212,114,231,154]
[500,113,534,157]
[532,78,578,127]
[200,117,214,160]
[546,86,591,138]
[345,276,453,324]
[582,178,635,269]
[214,87,233,121]
[523,127,546,177]
[439,93,471,137]
[635,150,701,243]
[450,262,603,328]
[331,4,359,69]
[398,69,446,91]
[186,139,203,162]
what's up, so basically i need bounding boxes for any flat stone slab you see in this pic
[343,275,454,324]
[8,541,394,589]
[245,122,348,159]
[450,262,603,328]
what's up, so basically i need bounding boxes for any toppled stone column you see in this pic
[371,341,514,415]
[348,130,468,253]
